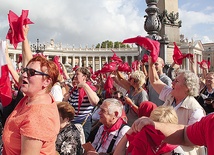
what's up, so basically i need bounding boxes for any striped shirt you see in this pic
[68,88,94,123]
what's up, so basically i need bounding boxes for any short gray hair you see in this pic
[177,70,199,97]
[103,98,123,118]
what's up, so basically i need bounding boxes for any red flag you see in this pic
[104,76,114,98]
[53,56,63,74]
[141,54,149,63]
[100,62,117,73]
[122,36,160,62]
[197,60,210,69]
[110,50,123,64]
[117,62,132,73]
[0,41,12,107]
[6,10,34,49]
[173,42,193,65]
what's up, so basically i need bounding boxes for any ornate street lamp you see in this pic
[31,39,45,54]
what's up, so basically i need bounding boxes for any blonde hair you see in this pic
[130,70,146,86]
[150,106,178,124]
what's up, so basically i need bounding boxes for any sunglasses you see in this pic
[21,68,50,77]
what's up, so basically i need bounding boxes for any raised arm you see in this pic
[5,44,19,85]
[78,82,99,106]
[111,71,131,91]
[60,62,70,80]
[148,56,166,94]
[189,57,196,74]
[22,25,33,67]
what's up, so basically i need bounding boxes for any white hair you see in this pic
[103,98,123,118]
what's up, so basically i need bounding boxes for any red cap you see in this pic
[138,101,157,117]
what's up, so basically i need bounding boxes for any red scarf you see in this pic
[70,81,96,114]
[101,118,124,145]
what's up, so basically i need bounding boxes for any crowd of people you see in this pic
[0,24,214,155]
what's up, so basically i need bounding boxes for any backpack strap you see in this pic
[106,124,125,154]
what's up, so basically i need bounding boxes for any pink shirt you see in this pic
[186,113,214,155]
[2,95,60,155]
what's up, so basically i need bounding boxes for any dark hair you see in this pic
[57,102,75,121]
[76,67,91,81]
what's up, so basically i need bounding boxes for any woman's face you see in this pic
[205,74,214,88]
[20,61,49,97]
[74,71,87,84]
[171,74,188,97]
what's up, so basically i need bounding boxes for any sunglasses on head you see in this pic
[21,68,50,77]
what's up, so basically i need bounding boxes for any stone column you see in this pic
[125,56,128,62]
[105,56,108,63]
[86,56,88,67]
[92,56,95,72]
[79,56,82,67]
[60,56,63,63]
[99,56,102,70]
[72,56,75,67]
[65,56,68,64]
[13,54,16,62]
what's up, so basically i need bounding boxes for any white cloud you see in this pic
[179,8,214,43]
[0,0,146,47]
[201,36,213,43]
[1,0,214,47]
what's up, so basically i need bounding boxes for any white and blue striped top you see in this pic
[68,88,94,123]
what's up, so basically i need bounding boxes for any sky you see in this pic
[0,0,214,48]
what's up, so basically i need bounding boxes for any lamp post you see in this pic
[31,39,45,54]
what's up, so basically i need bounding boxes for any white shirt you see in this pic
[159,86,205,125]
[51,83,63,102]
[92,124,130,153]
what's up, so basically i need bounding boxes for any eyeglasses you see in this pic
[21,68,50,77]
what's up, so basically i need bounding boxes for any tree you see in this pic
[95,40,130,48]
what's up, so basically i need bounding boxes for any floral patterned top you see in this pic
[56,123,83,155]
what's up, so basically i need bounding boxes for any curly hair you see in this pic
[177,70,200,97]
